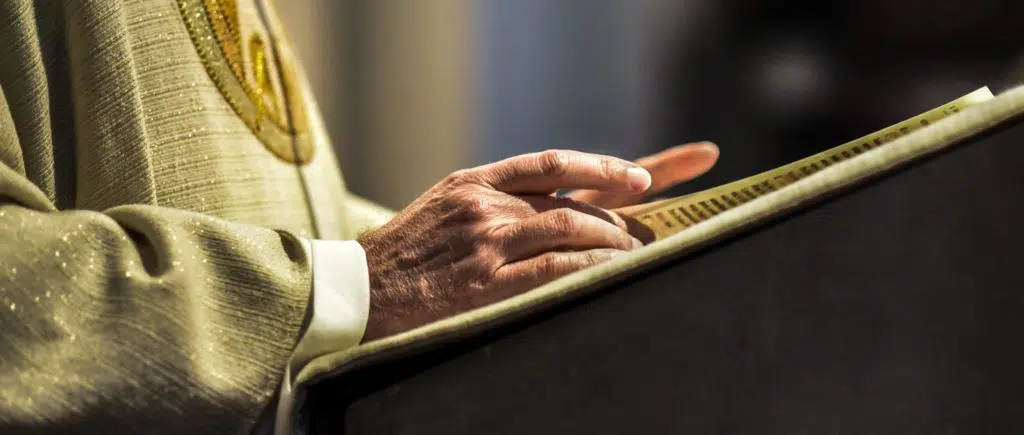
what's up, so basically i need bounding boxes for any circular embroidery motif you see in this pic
[178,0,314,164]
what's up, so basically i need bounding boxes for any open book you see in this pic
[296,84,1024,433]
[621,87,995,240]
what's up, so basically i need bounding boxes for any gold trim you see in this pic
[202,0,243,79]
[177,0,313,164]
[621,87,995,240]
[249,33,283,131]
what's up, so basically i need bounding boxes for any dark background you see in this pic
[288,0,1024,208]
[652,0,1024,195]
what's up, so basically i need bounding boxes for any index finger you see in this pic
[477,150,652,194]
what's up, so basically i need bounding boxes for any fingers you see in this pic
[491,248,625,298]
[520,194,656,244]
[513,194,656,248]
[518,195,631,233]
[475,150,652,195]
[498,208,642,262]
[568,142,719,209]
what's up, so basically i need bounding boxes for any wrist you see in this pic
[356,229,389,342]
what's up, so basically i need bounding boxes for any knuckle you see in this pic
[446,168,478,186]
[494,222,523,247]
[599,157,615,180]
[540,254,567,276]
[548,209,580,234]
[486,248,509,274]
[469,244,504,276]
[538,150,569,177]
[457,193,491,219]
[586,250,614,265]
[475,222,506,248]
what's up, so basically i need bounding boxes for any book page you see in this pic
[623,87,994,241]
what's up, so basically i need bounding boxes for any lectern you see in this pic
[304,86,1024,434]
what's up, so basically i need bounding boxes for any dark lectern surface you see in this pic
[311,119,1024,434]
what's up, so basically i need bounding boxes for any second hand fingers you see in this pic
[638,142,719,194]
[568,142,720,208]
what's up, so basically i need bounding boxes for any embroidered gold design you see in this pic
[178,0,314,164]
[202,0,243,78]
[249,34,280,131]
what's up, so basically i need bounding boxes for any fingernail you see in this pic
[627,167,651,191]
[632,238,644,250]
[697,142,720,156]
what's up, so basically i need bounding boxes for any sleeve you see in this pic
[0,111,367,435]
[273,239,370,435]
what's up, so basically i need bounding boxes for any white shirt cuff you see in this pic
[273,238,370,435]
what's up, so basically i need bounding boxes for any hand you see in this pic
[358,150,654,341]
[568,142,719,209]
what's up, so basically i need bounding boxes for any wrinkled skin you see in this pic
[359,143,719,341]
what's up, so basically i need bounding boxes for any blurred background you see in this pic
[278,0,1024,210]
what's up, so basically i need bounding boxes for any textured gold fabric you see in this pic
[0,0,389,432]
